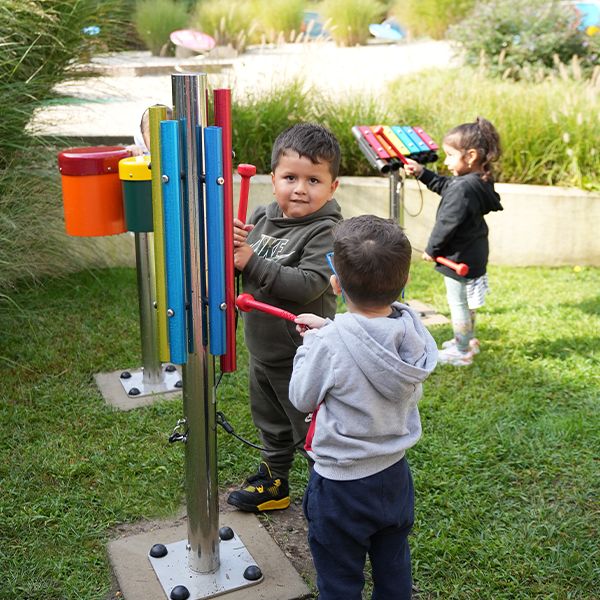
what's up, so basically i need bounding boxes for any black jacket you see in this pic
[420,169,503,280]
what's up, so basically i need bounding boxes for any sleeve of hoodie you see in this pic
[425,180,471,257]
[289,330,335,413]
[419,168,452,196]
[243,222,334,304]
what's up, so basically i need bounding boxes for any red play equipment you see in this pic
[236,164,256,222]
[436,256,469,277]
[235,293,298,323]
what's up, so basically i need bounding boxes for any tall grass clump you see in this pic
[0,0,128,164]
[392,0,475,39]
[134,0,190,56]
[449,0,600,80]
[0,0,130,292]
[385,67,600,189]
[320,0,386,46]
[191,0,257,50]
[254,0,305,44]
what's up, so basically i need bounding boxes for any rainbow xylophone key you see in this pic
[353,125,439,173]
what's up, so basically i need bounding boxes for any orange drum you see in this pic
[57,146,131,236]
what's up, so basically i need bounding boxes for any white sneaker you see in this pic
[441,337,480,354]
[437,345,474,366]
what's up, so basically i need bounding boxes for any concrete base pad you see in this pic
[407,299,450,327]
[95,367,182,411]
[108,512,311,600]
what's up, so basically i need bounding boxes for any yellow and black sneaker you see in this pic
[227,462,290,513]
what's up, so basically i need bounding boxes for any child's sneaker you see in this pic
[437,345,474,366]
[441,337,480,354]
[227,462,290,513]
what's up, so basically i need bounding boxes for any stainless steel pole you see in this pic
[389,169,405,227]
[172,72,220,574]
[134,231,162,385]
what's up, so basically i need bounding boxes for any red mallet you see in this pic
[235,293,298,323]
[436,256,469,277]
[237,164,256,223]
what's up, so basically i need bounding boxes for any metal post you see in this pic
[389,168,405,227]
[172,73,220,575]
[134,231,162,384]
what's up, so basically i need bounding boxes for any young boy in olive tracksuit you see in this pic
[227,123,343,513]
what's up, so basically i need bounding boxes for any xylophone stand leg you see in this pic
[388,168,405,227]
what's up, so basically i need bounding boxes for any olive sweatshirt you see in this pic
[241,199,343,366]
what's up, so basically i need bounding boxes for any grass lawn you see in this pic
[0,263,598,599]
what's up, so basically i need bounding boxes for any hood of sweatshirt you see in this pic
[333,302,438,400]
[462,172,503,215]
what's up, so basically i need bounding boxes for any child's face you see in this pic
[271,151,338,219]
[442,143,477,176]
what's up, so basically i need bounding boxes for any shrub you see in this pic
[320,0,386,46]
[191,0,257,50]
[391,0,476,40]
[449,0,599,80]
[134,0,190,56]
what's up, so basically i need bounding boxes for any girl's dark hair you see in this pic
[444,116,501,181]
[271,123,341,180]
[332,215,411,308]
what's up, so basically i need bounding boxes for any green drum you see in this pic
[119,155,153,232]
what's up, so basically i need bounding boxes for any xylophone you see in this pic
[352,125,439,173]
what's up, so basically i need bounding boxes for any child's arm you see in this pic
[289,333,335,413]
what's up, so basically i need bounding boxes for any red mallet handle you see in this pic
[237,164,256,223]
[236,293,298,323]
[436,256,469,277]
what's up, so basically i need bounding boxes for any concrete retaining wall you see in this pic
[79,174,599,268]
[241,175,600,267]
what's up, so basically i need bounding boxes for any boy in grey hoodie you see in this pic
[290,215,438,600]
[227,123,343,513]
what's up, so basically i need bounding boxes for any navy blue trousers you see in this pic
[303,457,414,600]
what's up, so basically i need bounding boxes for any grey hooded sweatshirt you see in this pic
[289,303,438,481]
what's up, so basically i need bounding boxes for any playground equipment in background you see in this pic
[352,124,439,226]
[57,75,265,598]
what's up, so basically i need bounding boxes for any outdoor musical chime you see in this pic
[57,73,278,599]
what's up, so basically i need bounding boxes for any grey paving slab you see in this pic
[108,512,311,600]
[95,367,181,411]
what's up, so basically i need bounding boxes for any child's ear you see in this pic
[330,179,339,197]
[466,148,479,167]
[330,273,342,295]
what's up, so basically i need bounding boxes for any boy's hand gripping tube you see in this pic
[436,256,469,277]
[236,164,256,223]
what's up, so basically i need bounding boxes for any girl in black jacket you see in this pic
[405,117,503,366]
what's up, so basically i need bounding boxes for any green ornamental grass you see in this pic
[320,0,386,46]
[134,0,189,56]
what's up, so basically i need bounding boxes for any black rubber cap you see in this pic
[219,526,234,541]
[149,543,168,558]
[170,585,190,600]
[243,565,263,581]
